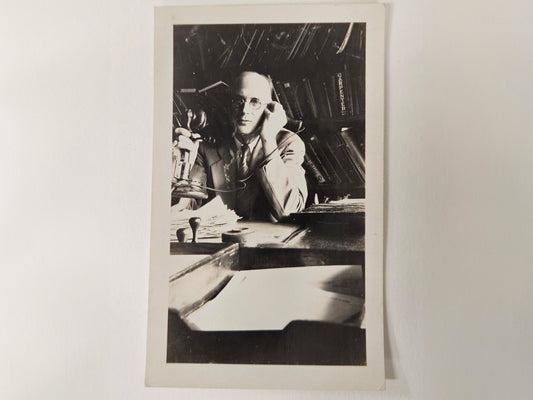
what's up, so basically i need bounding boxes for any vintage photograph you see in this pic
[147,4,384,389]
[168,21,367,365]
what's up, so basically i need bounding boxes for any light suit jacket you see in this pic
[189,128,308,221]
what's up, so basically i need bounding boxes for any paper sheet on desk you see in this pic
[170,196,239,241]
[184,264,364,331]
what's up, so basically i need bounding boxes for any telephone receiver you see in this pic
[256,102,274,130]
[254,101,302,134]
[187,108,207,132]
[249,102,278,136]
[256,75,302,133]
[174,108,216,145]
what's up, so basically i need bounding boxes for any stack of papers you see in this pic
[170,196,240,241]
[184,264,364,331]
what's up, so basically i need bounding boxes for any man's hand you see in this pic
[172,127,200,182]
[258,101,287,144]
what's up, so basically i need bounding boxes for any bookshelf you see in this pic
[172,23,366,201]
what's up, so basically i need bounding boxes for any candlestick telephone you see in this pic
[172,108,214,199]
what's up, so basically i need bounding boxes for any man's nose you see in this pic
[242,100,255,113]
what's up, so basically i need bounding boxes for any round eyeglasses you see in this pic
[231,95,263,111]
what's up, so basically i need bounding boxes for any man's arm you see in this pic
[256,130,308,221]
[254,102,307,221]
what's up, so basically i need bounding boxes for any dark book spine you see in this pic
[249,29,266,65]
[357,25,365,53]
[307,134,341,183]
[321,80,333,118]
[350,68,363,116]
[314,26,333,59]
[328,132,364,185]
[328,74,339,118]
[352,76,361,116]
[283,82,304,120]
[196,32,207,71]
[287,24,309,61]
[221,34,240,67]
[343,64,354,116]
[310,134,343,184]
[303,154,327,184]
[335,71,349,117]
[301,78,319,119]
[321,134,354,184]
[310,79,327,119]
[338,127,365,182]
[239,29,258,66]
[299,24,319,59]
[305,138,333,183]
[273,81,294,120]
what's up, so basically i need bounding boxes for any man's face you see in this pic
[231,73,272,135]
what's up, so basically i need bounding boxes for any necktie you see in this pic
[238,144,251,179]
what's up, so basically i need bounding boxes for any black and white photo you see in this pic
[147,3,384,389]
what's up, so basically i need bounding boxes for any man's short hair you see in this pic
[232,71,275,98]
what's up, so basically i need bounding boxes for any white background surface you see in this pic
[1,0,532,399]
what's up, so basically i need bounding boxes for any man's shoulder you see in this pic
[276,128,304,149]
[198,138,232,165]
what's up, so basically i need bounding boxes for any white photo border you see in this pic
[147,3,385,390]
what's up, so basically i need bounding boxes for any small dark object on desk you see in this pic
[176,228,189,243]
[290,202,365,233]
[221,227,255,243]
[189,217,201,243]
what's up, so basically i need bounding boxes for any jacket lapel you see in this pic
[248,138,264,172]
[209,143,237,208]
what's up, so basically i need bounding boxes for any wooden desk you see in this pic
[170,220,364,250]
[167,212,365,365]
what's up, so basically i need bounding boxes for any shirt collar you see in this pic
[233,132,261,153]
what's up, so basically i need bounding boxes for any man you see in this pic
[173,71,307,221]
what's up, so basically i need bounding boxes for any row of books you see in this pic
[174,23,365,73]
[300,127,365,187]
[272,65,364,121]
